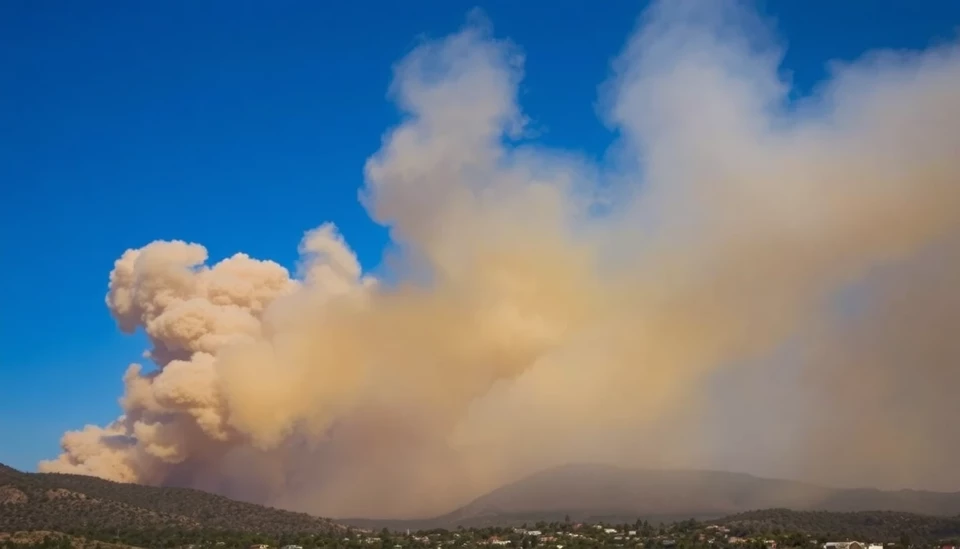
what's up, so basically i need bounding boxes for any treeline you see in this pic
[715,509,960,543]
[1,529,347,549]
[0,464,338,536]
[5,463,960,548]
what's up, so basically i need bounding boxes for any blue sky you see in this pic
[1,0,958,472]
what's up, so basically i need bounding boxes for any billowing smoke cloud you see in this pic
[41,0,960,518]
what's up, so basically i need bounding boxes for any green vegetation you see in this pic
[0,463,338,538]
[4,464,960,549]
[717,509,960,542]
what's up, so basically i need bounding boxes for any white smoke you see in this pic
[41,0,960,518]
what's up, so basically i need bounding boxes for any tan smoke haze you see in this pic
[41,0,960,518]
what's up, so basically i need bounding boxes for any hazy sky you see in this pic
[2,0,959,474]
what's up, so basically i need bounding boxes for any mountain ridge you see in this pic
[341,463,960,529]
[0,462,342,535]
[7,461,960,533]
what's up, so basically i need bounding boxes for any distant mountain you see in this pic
[0,462,341,536]
[343,464,960,529]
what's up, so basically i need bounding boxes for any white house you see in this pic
[824,542,865,549]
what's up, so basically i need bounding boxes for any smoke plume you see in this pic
[41,0,960,518]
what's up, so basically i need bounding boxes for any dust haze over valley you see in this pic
[41,0,960,520]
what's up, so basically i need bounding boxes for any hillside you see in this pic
[0,530,141,549]
[0,462,340,537]
[716,509,960,541]
[343,464,960,529]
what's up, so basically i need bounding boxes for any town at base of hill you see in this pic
[3,513,960,549]
[3,463,960,549]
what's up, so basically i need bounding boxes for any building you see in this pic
[824,542,864,549]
